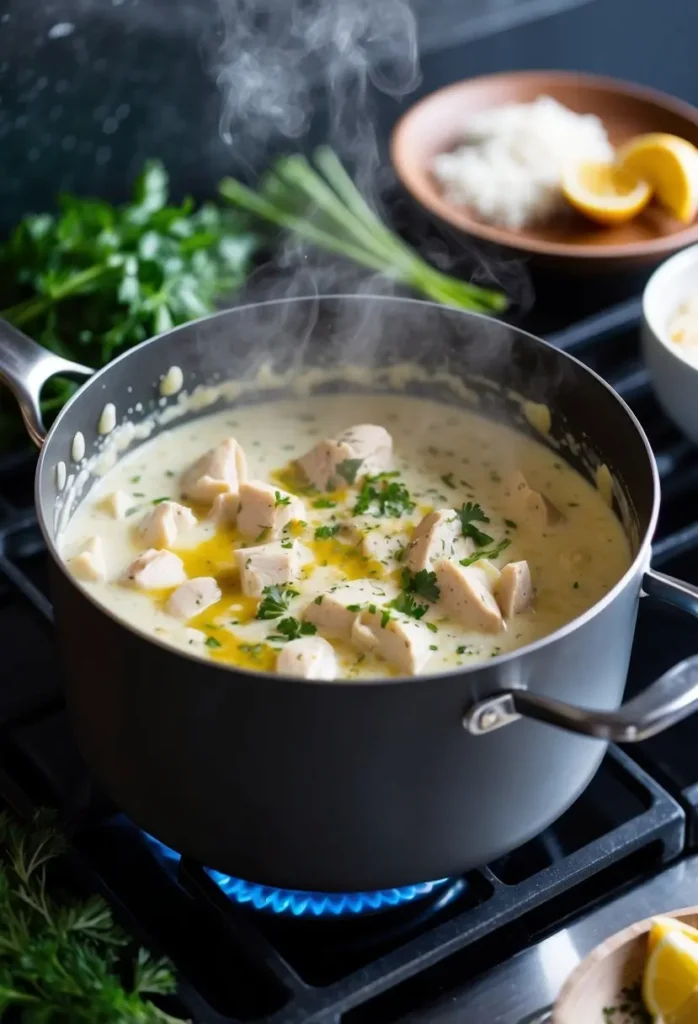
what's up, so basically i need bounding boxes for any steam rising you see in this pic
[215,0,420,183]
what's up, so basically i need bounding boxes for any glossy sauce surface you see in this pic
[60,393,632,679]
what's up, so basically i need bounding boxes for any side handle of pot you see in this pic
[0,319,92,447]
[463,568,698,743]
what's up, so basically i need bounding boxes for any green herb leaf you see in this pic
[274,490,291,507]
[269,617,317,642]
[388,592,428,620]
[256,584,299,620]
[353,473,415,519]
[151,496,170,505]
[440,472,456,489]
[456,502,493,547]
[314,523,340,539]
[336,458,364,485]
[312,498,337,509]
[401,568,440,603]
[459,538,511,567]
[205,635,222,649]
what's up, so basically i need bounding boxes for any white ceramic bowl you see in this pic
[642,243,698,443]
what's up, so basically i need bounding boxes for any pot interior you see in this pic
[37,295,657,560]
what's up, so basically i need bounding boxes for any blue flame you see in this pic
[143,832,448,918]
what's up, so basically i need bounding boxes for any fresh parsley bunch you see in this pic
[0,161,259,448]
[0,809,187,1022]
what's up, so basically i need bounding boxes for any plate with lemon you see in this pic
[553,909,698,1023]
[391,70,698,271]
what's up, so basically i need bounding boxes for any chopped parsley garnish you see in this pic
[401,568,440,603]
[205,636,222,649]
[380,609,391,628]
[314,595,323,605]
[132,492,145,498]
[456,645,469,655]
[456,502,493,546]
[314,524,341,540]
[165,470,175,478]
[151,496,170,505]
[346,604,362,612]
[268,617,317,642]
[256,584,299,620]
[312,498,337,508]
[440,472,456,489]
[429,644,438,651]
[281,539,293,549]
[394,544,406,563]
[573,581,580,589]
[459,538,511,567]
[130,475,141,483]
[426,622,438,633]
[353,473,415,519]
[274,490,291,507]
[336,458,364,485]
[255,527,271,543]
[388,592,428,620]
[504,518,517,529]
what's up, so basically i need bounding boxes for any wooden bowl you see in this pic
[391,70,698,272]
[552,906,698,1023]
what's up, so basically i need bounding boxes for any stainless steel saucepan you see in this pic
[2,295,697,891]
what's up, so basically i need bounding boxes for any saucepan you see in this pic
[1,295,698,892]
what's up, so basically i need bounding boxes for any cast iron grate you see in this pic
[0,294,697,1022]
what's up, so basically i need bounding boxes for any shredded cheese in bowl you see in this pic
[432,95,613,230]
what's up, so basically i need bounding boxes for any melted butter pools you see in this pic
[60,392,632,679]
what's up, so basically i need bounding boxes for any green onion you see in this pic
[220,147,507,315]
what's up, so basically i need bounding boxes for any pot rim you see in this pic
[35,294,661,688]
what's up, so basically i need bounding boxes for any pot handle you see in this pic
[463,567,698,743]
[0,319,92,447]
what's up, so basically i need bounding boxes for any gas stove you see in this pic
[2,288,698,1023]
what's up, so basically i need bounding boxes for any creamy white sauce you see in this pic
[60,391,632,680]
[71,431,85,462]
[160,366,184,397]
[98,402,116,435]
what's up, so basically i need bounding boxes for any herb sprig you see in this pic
[460,538,511,567]
[219,147,507,316]
[267,617,317,642]
[256,584,299,620]
[0,810,186,1022]
[401,568,440,603]
[0,160,258,447]
[456,502,493,547]
[354,473,415,519]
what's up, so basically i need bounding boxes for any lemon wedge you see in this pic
[643,930,698,1018]
[617,133,698,223]
[648,916,698,956]
[561,160,651,225]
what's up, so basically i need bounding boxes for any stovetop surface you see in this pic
[2,281,698,1022]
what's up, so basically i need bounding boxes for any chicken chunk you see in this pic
[122,549,186,590]
[234,540,302,597]
[351,607,433,675]
[338,520,406,566]
[276,636,338,680]
[435,559,504,633]
[208,492,240,526]
[404,509,471,573]
[297,423,392,491]
[304,579,397,641]
[236,481,305,541]
[506,471,562,529]
[69,537,106,582]
[101,490,133,520]
[138,501,197,548]
[166,577,222,620]
[181,437,247,505]
[495,560,534,618]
